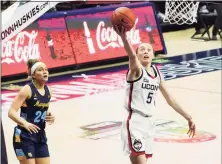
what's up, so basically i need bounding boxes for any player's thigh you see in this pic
[145,137,154,158]
[35,157,50,164]
[127,120,147,155]
[129,137,154,164]
[13,128,36,161]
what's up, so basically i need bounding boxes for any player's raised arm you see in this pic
[114,26,141,75]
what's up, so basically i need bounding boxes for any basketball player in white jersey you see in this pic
[114,26,196,164]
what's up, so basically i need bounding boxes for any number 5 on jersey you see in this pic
[147,92,154,104]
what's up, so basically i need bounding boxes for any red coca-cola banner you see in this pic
[2,2,166,77]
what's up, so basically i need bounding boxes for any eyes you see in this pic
[36,67,48,72]
[140,47,145,51]
[139,47,152,52]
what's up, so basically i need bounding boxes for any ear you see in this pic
[31,74,36,79]
[136,53,139,58]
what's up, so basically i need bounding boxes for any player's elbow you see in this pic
[8,108,16,119]
[166,98,176,108]
[8,109,12,119]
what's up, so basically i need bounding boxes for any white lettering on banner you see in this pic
[83,21,96,54]
[96,21,120,50]
[160,64,202,80]
[83,18,141,54]
[2,1,59,43]
[2,30,40,64]
[160,56,222,80]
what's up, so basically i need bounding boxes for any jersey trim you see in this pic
[25,84,32,101]
[126,84,134,154]
[126,83,145,155]
[145,65,157,79]
[127,83,133,112]
[153,65,161,80]
[126,68,143,83]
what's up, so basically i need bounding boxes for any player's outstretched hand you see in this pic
[45,112,55,125]
[187,119,196,138]
[113,25,127,39]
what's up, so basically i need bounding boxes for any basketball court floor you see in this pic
[1,28,221,164]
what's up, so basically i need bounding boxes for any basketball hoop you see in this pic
[163,0,200,25]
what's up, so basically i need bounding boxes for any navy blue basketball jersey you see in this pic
[20,82,51,130]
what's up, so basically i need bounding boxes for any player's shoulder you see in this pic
[20,84,31,92]
[151,64,161,73]
[152,64,165,81]
[18,84,32,98]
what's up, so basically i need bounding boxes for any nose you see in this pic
[43,70,48,74]
[144,51,148,54]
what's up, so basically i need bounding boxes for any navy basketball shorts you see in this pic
[13,127,49,160]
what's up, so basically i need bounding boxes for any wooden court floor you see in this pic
[161,27,221,57]
[1,28,221,164]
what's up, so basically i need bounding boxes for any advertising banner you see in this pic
[2,2,166,77]
[1,1,60,43]
[65,5,164,64]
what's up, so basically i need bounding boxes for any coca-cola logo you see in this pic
[2,30,41,64]
[83,18,141,54]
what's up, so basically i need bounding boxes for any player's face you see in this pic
[137,43,154,66]
[33,63,49,83]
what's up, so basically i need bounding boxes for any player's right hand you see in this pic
[23,122,40,134]
[113,25,127,39]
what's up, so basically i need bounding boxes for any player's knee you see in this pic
[130,153,147,164]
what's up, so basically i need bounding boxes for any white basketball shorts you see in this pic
[121,111,156,158]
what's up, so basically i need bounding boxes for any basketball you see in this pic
[111,7,136,31]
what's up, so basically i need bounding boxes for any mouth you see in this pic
[144,55,149,59]
[43,75,48,78]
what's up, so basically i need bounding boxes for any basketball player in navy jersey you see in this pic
[8,59,55,164]
[114,26,196,164]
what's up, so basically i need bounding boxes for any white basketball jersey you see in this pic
[124,65,161,116]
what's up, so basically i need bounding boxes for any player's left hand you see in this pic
[187,119,196,138]
[45,112,55,125]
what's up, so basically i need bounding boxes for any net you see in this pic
[163,0,200,25]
